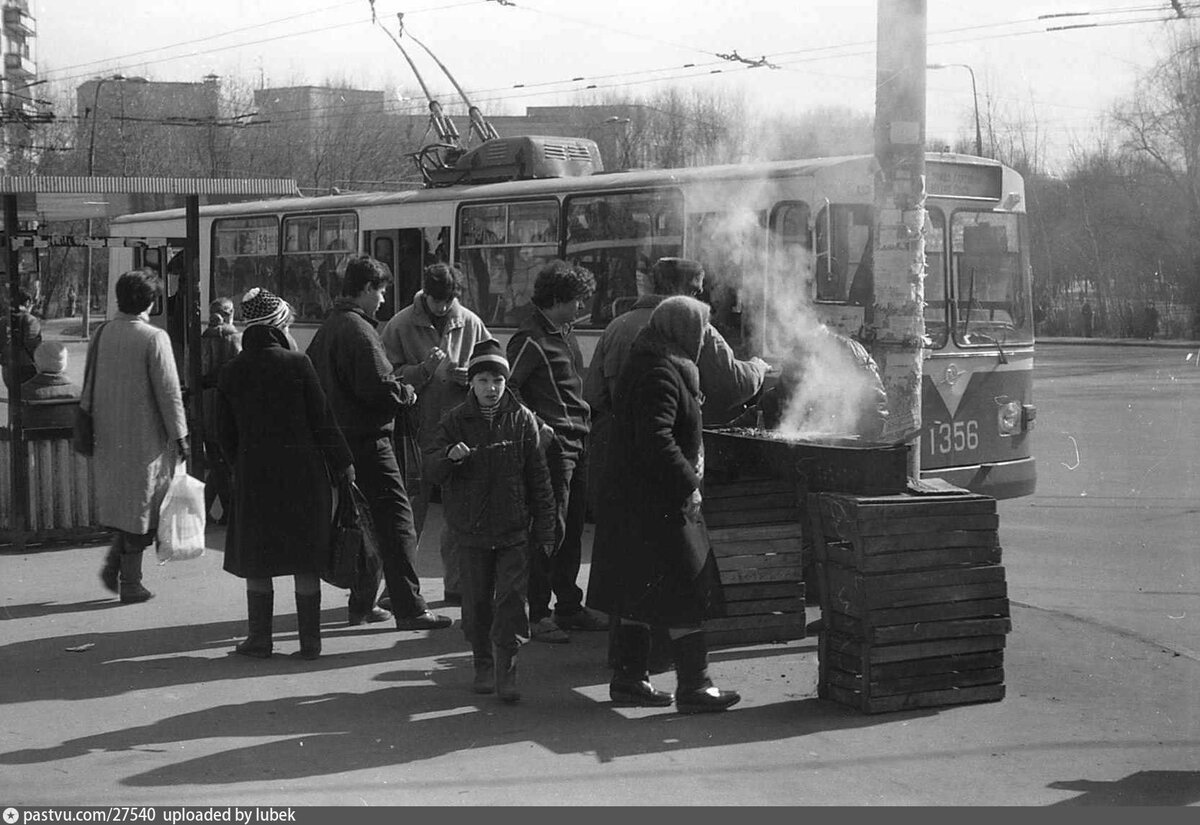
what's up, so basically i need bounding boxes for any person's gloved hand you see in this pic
[176,436,191,464]
[537,423,555,451]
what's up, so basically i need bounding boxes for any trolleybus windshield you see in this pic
[950,211,1033,347]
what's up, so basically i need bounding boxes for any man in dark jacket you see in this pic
[2,288,42,393]
[506,259,607,643]
[306,256,451,631]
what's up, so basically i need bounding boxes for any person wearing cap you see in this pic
[306,255,452,632]
[88,269,189,605]
[425,338,555,702]
[22,341,80,401]
[216,287,354,660]
[2,287,42,392]
[587,295,741,714]
[200,297,242,526]
[379,262,493,606]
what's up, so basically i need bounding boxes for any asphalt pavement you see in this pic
[1,326,1197,806]
[2,510,1198,807]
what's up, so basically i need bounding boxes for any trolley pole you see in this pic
[870,0,927,479]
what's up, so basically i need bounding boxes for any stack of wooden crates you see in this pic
[702,476,806,648]
[810,489,1011,713]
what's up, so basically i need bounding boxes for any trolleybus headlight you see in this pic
[998,401,1022,436]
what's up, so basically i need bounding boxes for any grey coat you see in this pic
[83,314,188,534]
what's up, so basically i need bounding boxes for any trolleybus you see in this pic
[108,136,1036,497]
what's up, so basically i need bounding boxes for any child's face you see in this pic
[470,371,505,406]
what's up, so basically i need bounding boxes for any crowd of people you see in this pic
[78,254,771,711]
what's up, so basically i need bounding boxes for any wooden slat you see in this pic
[820,492,995,524]
[826,665,1005,695]
[704,507,801,528]
[853,530,999,554]
[703,492,797,513]
[706,613,805,632]
[833,598,1010,628]
[827,614,1012,644]
[865,650,1005,680]
[704,478,794,499]
[715,551,804,571]
[711,537,802,558]
[708,522,804,543]
[707,623,806,648]
[820,542,1001,572]
[719,564,804,584]
[828,512,1000,539]
[827,580,1009,615]
[824,632,1008,664]
[722,596,803,617]
[824,682,1005,714]
[722,581,804,602]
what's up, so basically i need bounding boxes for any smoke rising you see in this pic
[695,193,885,441]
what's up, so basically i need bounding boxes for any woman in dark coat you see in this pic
[217,288,353,660]
[586,295,740,713]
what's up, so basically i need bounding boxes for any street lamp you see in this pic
[83,74,124,339]
[604,115,631,170]
[927,63,983,158]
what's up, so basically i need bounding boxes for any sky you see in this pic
[28,0,1197,170]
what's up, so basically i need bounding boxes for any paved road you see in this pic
[999,343,1200,660]
[1,339,1198,806]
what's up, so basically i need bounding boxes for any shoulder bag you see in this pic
[73,322,107,456]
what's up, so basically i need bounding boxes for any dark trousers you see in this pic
[347,434,427,618]
[528,441,587,623]
[460,538,529,655]
[202,440,232,521]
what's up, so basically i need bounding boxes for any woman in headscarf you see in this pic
[586,295,740,713]
[217,288,353,659]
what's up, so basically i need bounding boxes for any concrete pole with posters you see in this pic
[870,0,927,477]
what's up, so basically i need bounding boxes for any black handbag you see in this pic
[323,480,381,589]
[73,322,108,456]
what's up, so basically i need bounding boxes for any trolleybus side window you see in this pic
[689,208,766,357]
[950,211,1033,346]
[281,213,357,322]
[924,207,948,348]
[814,204,873,304]
[457,200,558,327]
[212,217,279,314]
[564,190,683,328]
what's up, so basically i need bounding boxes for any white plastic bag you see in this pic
[156,464,208,563]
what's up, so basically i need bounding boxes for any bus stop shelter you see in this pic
[0,176,299,548]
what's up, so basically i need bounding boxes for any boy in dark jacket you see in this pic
[425,339,555,703]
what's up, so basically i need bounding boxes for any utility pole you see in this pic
[870,0,927,476]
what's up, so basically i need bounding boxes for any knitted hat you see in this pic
[648,295,709,363]
[33,341,68,374]
[241,287,289,328]
[467,338,509,380]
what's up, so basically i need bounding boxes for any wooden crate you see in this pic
[810,489,1011,713]
[703,477,806,646]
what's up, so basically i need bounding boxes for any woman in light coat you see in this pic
[88,269,189,604]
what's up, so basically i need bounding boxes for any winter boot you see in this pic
[472,643,495,695]
[293,592,322,660]
[495,647,520,703]
[100,536,123,594]
[609,624,674,706]
[118,550,154,604]
[234,591,274,658]
[671,630,740,714]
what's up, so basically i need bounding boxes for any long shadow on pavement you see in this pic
[0,649,900,785]
[0,610,465,704]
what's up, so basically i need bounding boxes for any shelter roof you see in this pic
[0,176,300,222]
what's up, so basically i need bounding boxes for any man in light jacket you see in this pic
[380,262,492,605]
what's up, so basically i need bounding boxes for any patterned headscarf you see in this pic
[241,287,289,329]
